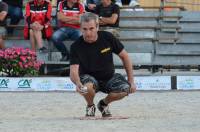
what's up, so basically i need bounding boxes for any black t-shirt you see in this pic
[95,3,119,27]
[70,31,124,81]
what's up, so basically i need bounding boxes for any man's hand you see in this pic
[76,82,88,95]
[88,4,96,10]
[31,22,44,31]
[129,83,136,93]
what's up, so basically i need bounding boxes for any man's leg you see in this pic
[129,0,139,7]
[70,28,81,40]
[7,5,23,35]
[51,27,69,60]
[79,74,98,116]
[97,92,127,117]
[34,30,43,49]
[29,29,36,51]
[0,27,6,49]
[81,82,96,105]
[115,0,122,7]
[98,73,132,117]
[0,36,5,49]
[103,92,127,104]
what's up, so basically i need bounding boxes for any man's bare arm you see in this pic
[0,11,7,21]
[99,13,118,25]
[70,64,83,91]
[118,49,136,93]
[57,12,80,24]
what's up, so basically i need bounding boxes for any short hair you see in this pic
[80,12,99,28]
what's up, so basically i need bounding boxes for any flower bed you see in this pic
[0,47,43,77]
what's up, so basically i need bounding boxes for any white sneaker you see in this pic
[115,2,122,7]
[129,1,139,7]
[86,104,96,117]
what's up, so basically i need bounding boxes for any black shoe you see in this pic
[60,55,69,61]
[86,104,96,117]
[39,47,48,53]
[97,100,112,117]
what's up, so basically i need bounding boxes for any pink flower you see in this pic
[18,62,23,68]
[0,47,42,76]
[20,56,27,62]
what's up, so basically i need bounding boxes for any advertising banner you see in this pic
[0,76,171,91]
[135,76,171,90]
[177,76,200,90]
[0,77,76,91]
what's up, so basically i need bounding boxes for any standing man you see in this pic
[0,0,7,49]
[3,0,23,35]
[70,12,136,117]
[51,0,85,61]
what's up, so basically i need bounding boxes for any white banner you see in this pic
[0,77,76,91]
[177,76,200,90]
[135,76,171,90]
[0,76,171,91]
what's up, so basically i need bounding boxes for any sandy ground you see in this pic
[0,91,200,132]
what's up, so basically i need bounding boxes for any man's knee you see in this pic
[85,82,96,92]
[109,84,130,94]
[51,32,58,41]
[51,32,61,44]
[80,74,98,90]
[106,73,130,94]
[71,30,81,40]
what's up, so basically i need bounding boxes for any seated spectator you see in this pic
[115,0,139,7]
[2,0,23,35]
[51,0,84,61]
[24,0,52,52]
[0,1,8,49]
[95,0,120,37]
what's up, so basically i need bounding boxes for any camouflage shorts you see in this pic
[80,73,130,94]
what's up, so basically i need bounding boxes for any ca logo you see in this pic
[0,79,9,88]
[18,79,32,88]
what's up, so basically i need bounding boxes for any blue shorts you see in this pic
[80,73,130,94]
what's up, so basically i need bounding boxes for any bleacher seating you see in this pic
[5,5,200,74]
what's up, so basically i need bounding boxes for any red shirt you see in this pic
[58,0,84,29]
[25,0,52,27]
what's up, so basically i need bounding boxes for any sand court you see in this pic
[0,91,200,132]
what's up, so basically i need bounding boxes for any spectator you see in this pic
[70,12,136,117]
[0,1,7,49]
[95,0,120,37]
[2,0,23,35]
[24,0,52,52]
[115,0,139,7]
[51,0,84,61]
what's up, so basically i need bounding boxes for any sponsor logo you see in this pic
[18,79,32,88]
[38,80,51,89]
[178,79,194,89]
[0,79,9,88]
[101,47,111,53]
[64,83,74,89]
